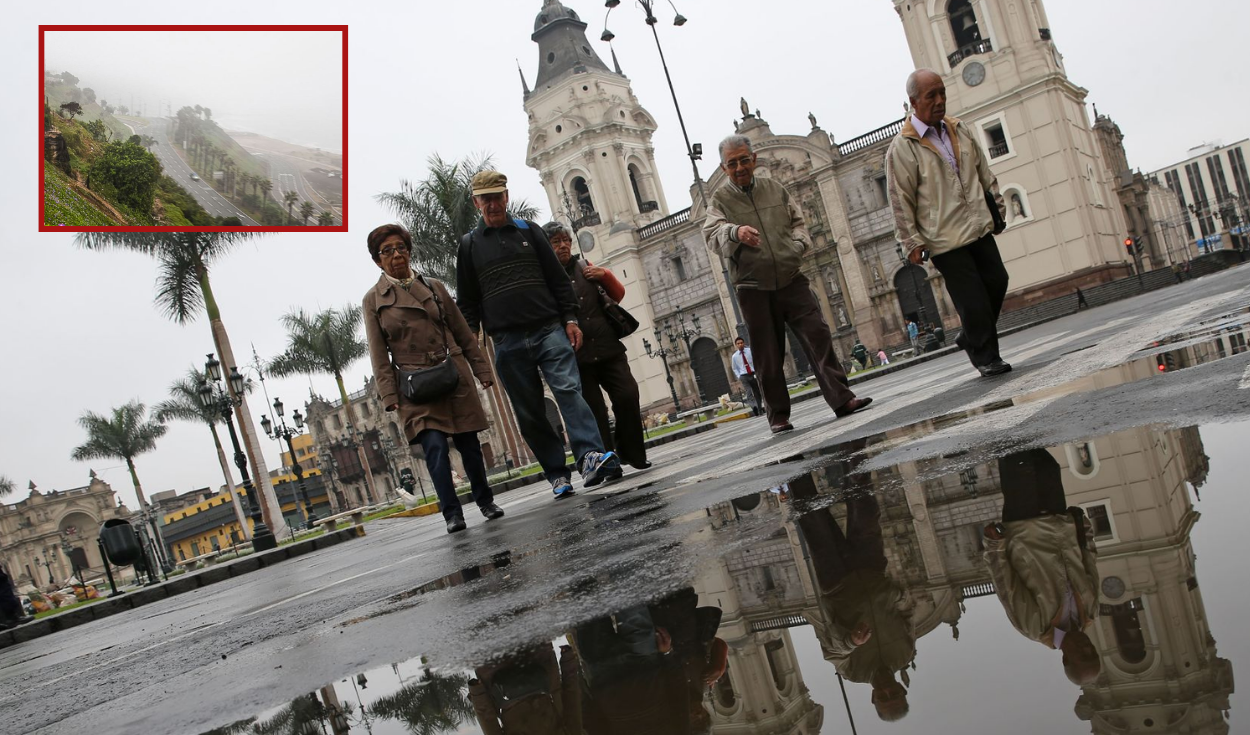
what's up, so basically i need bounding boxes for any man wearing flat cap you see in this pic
[457,171,622,499]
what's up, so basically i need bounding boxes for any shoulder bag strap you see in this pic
[417,275,453,357]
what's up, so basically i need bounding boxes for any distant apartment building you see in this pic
[1150,139,1250,257]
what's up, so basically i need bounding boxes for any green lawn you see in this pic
[43,161,119,226]
[645,421,690,439]
[33,596,107,619]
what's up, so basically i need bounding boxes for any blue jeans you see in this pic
[493,323,605,481]
[416,429,493,521]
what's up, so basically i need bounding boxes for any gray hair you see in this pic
[905,69,939,100]
[718,134,753,161]
[541,221,571,240]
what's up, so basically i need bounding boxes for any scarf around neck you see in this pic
[382,268,416,290]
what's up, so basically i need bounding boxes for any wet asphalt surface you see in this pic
[3,265,1250,735]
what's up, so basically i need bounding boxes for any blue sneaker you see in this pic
[550,476,575,500]
[580,451,621,488]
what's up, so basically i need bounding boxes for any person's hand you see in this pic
[583,265,606,281]
[702,661,727,686]
[654,627,672,654]
[480,379,493,390]
[908,246,928,265]
[565,322,583,351]
[736,225,761,247]
[385,403,398,412]
[984,523,1004,540]
[851,621,873,646]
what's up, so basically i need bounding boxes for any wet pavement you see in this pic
[4,265,1250,735]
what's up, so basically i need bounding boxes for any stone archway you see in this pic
[894,264,942,330]
[58,510,102,575]
[689,337,731,405]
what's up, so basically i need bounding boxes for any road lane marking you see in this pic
[1239,364,1250,390]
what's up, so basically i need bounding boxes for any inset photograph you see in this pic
[40,26,345,231]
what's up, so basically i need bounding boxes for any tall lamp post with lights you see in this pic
[260,397,317,529]
[197,353,278,552]
[667,306,706,403]
[643,326,682,416]
[600,0,746,338]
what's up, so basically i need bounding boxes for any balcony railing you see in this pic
[987,141,1010,158]
[638,207,691,239]
[961,581,997,599]
[573,211,601,230]
[838,118,905,156]
[639,200,659,213]
[948,38,993,68]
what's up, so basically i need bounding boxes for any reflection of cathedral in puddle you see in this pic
[698,418,1231,733]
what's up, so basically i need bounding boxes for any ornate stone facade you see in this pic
[0,476,129,592]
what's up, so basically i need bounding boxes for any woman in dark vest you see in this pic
[543,222,650,472]
[363,224,504,534]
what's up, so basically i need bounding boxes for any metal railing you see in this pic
[838,118,905,156]
[948,39,994,68]
[750,614,809,632]
[987,141,1010,158]
[961,581,997,599]
[638,207,691,239]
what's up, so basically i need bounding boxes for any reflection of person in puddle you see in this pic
[571,591,726,734]
[795,476,916,723]
[468,642,582,735]
[984,448,1101,686]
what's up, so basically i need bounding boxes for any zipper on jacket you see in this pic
[747,188,779,291]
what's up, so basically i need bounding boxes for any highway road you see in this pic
[249,147,341,225]
[125,117,258,225]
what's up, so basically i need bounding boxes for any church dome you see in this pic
[534,1,581,32]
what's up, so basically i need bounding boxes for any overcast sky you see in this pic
[3,0,1248,510]
[44,29,342,152]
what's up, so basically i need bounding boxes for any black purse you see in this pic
[396,277,461,404]
[581,261,640,338]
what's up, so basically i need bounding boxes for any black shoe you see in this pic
[480,503,505,521]
[770,422,795,434]
[629,460,653,471]
[446,516,467,534]
[0,615,34,630]
[835,396,874,418]
[977,360,1012,377]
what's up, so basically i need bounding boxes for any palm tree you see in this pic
[140,134,156,151]
[71,400,166,509]
[299,201,315,226]
[316,210,335,226]
[268,305,380,505]
[74,232,288,539]
[370,668,475,735]
[283,191,299,225]
[376,153,541,284]
[0,475,14,498]
[259,178,273,204]
[154,367,252,540]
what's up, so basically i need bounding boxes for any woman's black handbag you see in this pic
[581,261,640,338]
[396,277,460,404]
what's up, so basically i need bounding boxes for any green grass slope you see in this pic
[43,160,121,226]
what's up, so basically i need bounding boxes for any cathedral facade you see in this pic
[522,0,1131,414]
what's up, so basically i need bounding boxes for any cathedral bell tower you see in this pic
[893,0,1130,297]
[522,0,673,409]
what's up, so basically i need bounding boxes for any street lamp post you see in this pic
[36,555,54,588]
[261,397,318,529]
[318,449,348,512]
[198,353,278,552]
[894,243,928,328]
[601,0,747,338]
[668,306,705,403]
[59,536,83,588]
[643,327,682,416]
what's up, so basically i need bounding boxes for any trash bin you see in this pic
[99,519,144,566]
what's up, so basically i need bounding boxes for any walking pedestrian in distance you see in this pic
[362,224,504,534]
[851,340,869,371]
[887,68,1011,377]
[545,221,651,472]
[704,134,872,435]
[877,349,890,366]
[456,171,622,499]
[730,337,764,417]
[907,320,920,353]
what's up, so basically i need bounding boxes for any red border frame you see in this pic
[39,25,348,232]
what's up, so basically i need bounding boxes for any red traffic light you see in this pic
[1158,363,1167,372]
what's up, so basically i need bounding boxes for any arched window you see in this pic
[1001,185,1034,226]
[1109,599,1148,664]
[628,164,645,210]
[572,176,594,215]
[714,665,736,708]
[948,0,983,50]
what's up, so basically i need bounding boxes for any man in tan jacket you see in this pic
[984,448,1102,686]
[704,134,872,434]
[886,69,1011,377]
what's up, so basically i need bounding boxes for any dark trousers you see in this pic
[741,373,763,415]
[998,448,1067,522]
[931,234,1010,367]
[578,353,648,467]
[738,276,855,425]
[0,567,22,620]
[416,429,494,521]
[796,496,885,594]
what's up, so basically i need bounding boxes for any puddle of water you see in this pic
[202,413,1245,734]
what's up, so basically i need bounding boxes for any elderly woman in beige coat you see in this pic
[363,224,504,534]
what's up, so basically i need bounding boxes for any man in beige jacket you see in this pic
[886,69,1011,377]
[984,448,1102,686]
[704,134,872,434]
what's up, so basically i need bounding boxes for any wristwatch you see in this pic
[565,319,579,326]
